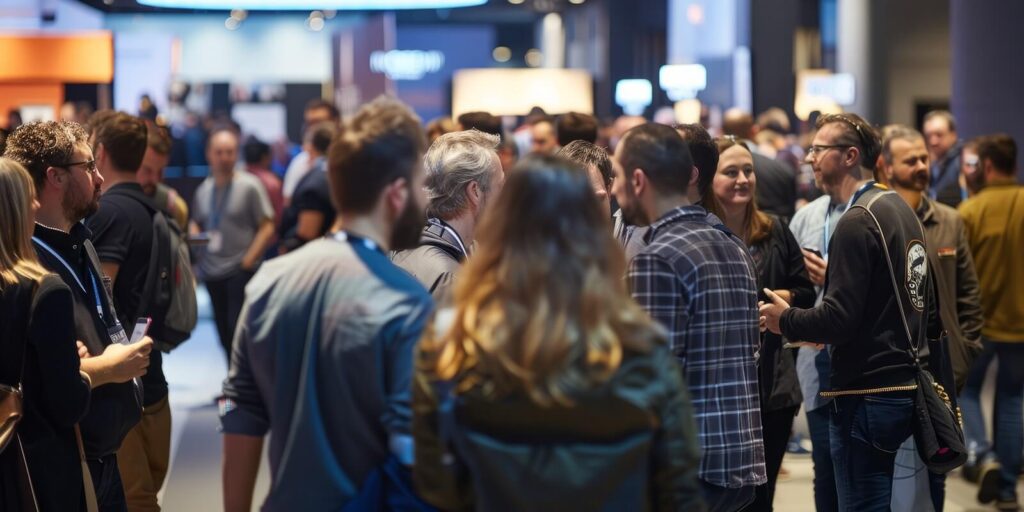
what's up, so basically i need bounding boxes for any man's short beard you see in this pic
[391,194,426,251]
[63,185,100,222]
[618,183,651,227]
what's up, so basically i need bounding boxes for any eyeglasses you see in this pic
[58,159,98,175]
[807,144,852,157]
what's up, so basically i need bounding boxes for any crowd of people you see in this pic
[0,92,1020,512]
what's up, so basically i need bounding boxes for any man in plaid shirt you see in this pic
[612,123,767,512]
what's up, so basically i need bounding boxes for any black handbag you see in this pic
[855,195,967,474]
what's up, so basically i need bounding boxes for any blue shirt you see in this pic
[220,235,433,511]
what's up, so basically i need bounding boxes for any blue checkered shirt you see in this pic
[628,205,767,488]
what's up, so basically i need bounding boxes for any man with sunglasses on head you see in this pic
[4,120,153,511]
[761,113,942,511]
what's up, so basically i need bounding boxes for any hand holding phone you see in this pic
[129,317,152,345]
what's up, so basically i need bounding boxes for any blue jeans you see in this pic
[960,340,996,460]
[829,393,915,511]
[991,342,1024,499]
[807,406,838,512]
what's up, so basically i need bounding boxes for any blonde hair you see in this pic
[0,158,48,287]
[418,155,662,406]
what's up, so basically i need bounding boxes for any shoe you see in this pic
[978,461,1003,504]
[962,460,981,483]
[995,497,1022,511]
[786,434,811,454]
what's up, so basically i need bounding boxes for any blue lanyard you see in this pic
[32,236,105,321]
[209,180,233,230]
[332,231,382,254]
[822,180,877,259]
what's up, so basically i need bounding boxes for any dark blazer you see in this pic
[752,216,815,411]
[0,274,91,512]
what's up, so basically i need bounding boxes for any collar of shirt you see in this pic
[917,196,937,225]
[425,217,468,258]
[645,204,709,243]
[33,221,92,256]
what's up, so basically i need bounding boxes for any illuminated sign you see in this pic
[803,73,855,105]
[659,64,707,101]
[615,79,653,116]
[137,0,486,10]
[370,50,444,80]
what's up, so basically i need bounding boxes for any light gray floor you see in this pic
[155,287,1010,511]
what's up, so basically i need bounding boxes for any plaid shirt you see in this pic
[628,205,767,488]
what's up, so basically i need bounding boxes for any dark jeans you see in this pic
[701,480,755,512]
[960,340,996,460]
[829,393,914,511]
[206,270,254,361]
[991,342,1024,499]
[87,454,128,512]
[748,406,799,511]
[807,405,838,512]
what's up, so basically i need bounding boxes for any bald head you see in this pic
[723,108,756,140]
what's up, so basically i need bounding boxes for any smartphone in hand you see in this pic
[128,317,152,344]
[803,247,823,259]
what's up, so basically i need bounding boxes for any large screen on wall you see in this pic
[452,68,593,117]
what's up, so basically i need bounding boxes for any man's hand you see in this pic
[801,249,827,286]
[77,341,91,359]
[80,337,154,388]
[758,288,790,336]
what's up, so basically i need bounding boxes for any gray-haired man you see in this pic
[392,129,505,300]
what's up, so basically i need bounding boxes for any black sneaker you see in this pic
[996,498,1021,512]
[962,461,982,483]
[978,461,1003,504]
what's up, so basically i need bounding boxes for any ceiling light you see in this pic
[224,17,240,30]
[568,0,585,4]
[307,16,325,31]
[508,0,525,4]
[138,0,486,9]
[492,46,511,63]
[525,49,543,68]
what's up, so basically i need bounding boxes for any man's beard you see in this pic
[63,184,101,222]
[891,171,928,193]
[391,194,426,251]
[618,184,651,226]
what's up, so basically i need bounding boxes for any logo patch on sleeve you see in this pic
[906,241,927,310]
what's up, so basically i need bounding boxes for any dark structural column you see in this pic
[950,0,1024,177]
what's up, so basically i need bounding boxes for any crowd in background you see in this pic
[0,91,1020,512]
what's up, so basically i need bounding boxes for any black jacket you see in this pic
[752,216,814,411]
[413,343,704,512]
[751,151,797,220]
[33,224,142,458]
[391,219,466,302]
[780,185,940,390]
[0,274,91,511]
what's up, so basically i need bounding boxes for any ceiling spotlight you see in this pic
[492,46,511,63]
[230,8,247,19]
[307,16,325,31]
[525,48,543,68]
[568,0,585,4]
[224,17,240,30]
[507,0,525,4]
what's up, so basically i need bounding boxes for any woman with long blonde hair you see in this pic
[0,157,91,511]
[412,155,703,511]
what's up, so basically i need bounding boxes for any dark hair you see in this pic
[305,98,340,121]
[617,123,694,196]
[557,140,611,188]
[815,113,881,171]
[923,110,956,133]
[92,112,148,173]
[207,125,239,146]
[880,125,924,163]
[328,96,426,214]
[675,123,718,200]
[557,112,598,147]
[975,133,1017,174]
[456,111,502,137]
[304,121,337,155]
[3,121,90,192]
[85,109,119,139]
[244,137,271,165]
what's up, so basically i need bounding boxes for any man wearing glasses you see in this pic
[5,120,153,511]
[762,113,941,510]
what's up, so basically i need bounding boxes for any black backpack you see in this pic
[107,187,198,351]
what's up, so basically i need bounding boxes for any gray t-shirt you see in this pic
[192,171,273,280]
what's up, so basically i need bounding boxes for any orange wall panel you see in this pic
[0,32,114,83]
[0,84,62,128]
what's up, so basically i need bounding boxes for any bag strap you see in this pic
[851,192,922,361]
[75,425,99,512]
[15,435,39,512]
